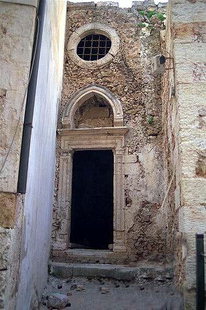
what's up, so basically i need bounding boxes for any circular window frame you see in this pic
[67,23,120,69]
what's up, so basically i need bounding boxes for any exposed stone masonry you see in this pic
[74,95,113,128]
[52,1,169,264]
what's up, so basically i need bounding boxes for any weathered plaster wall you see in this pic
[0,2,36,193]
[0,1,37,308]
[52,1,169,263]
[163,0,206,308]
[15,1,67,309]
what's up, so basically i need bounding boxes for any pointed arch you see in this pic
[62,84,123,128]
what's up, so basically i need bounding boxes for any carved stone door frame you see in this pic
[54,127,128,253]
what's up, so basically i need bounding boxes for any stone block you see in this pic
[0,270,7,308]
[181,178,206,205]
[67,2,95,8]
[178,232,197,291]
[124,163,139,175]
[196,151,206,177]
[0,193,16,228]
[173,22,206,43]
[0,2,36,193]
[0,227,11,269]
[47,293,70,309]
[172,2,206,24]
[0,4,36,38]
[0,0,38,7]
[176,83,206,135]
[83,107,110,119]
[124,155,138,164]
[175,63,206,84]
[0,61,28,91]
[174,43,206,64]
[180,141,206,178]
[184,255,196,290]
[179,205,206,233]
[96,2,119,7]
[172,0,206,3]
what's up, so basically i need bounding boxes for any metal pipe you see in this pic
[17,0,46,194]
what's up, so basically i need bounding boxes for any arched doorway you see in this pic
[54,85,128,253]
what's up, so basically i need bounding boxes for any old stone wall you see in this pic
[163,0,206,308]
[0,1,37,308]
[52,1,170,263]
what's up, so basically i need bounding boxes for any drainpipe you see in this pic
[17,0,46,194]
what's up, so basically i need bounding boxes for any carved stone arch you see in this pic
[62,84,124,128]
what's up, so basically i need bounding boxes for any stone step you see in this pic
[49,261,173,282]
[51,249,128,265]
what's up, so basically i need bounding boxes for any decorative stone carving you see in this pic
[54,85,128,253]
[54,127,128,252]
[62,84,124,128]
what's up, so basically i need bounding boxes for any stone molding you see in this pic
[67,22,120,69]
[62,84,124,128]
[54,126,128,252]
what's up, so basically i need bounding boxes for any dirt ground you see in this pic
[40,275,184,310]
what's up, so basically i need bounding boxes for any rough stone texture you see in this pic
[0,228,11,270]
[162,0,206,308]
[0,270,7,309]
[47,293,70,309]
[0,192,16,228]
[52,2,168,264]
[74,95,113,128]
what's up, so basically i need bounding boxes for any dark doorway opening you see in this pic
[70,150,113,250]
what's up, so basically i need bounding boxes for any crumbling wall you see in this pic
[163,0,206,308]
[52,1,170,263]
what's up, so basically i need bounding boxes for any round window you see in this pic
[77,34,111,61]
[67,23,120,69]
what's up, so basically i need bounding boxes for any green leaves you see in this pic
[147,115,154,125]
[137,22,147,28]
[137,10,166,30]
[146,10,157,19]
[156,12,166,21]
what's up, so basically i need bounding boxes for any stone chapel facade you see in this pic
[51,1,169,264]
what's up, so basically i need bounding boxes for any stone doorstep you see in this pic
[49,262,173,282]
[51,249,129,264]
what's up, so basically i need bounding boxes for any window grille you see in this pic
[77,34,111,61]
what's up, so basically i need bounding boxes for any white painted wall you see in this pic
[15,1,66,309]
